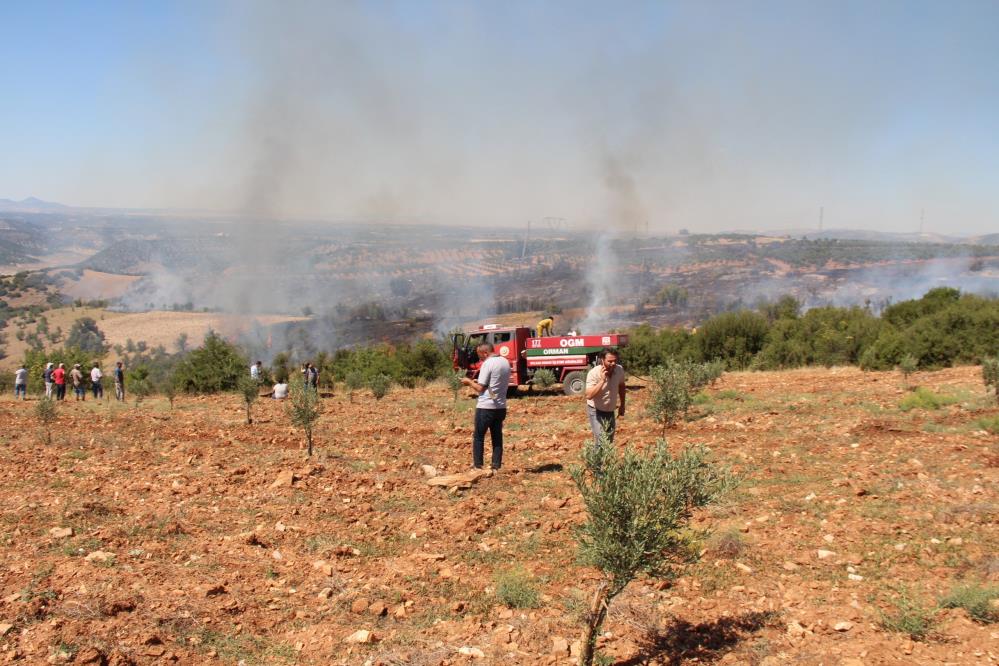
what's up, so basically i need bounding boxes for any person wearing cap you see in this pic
[70,364,85,400]
[43,362,54,399]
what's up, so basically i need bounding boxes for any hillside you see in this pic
[0,366,995,664]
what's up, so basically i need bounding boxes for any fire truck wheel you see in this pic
[562,371,586,396]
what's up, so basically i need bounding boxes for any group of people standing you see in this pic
[13,361,126,401]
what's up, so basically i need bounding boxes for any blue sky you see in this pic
[2,1,998,234]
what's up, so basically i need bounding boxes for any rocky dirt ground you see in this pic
[0,367,996,665]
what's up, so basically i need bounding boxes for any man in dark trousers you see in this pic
[461,342,511,473]
[584,348,626,447]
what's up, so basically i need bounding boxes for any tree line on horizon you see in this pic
[4,286,998,397]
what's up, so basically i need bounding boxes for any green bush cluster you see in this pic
[328,339,451,388]
[622,288,999,374]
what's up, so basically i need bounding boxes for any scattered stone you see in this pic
[350,598,369,614]
[458,646,485,658]
[344,629,375,644]
[735,562,753,574]
[421,464,439,478]
[552,637,570,655]
[427,468,491,489]
[786,620,806,638]
[269,470,298,489]
[948,537,963,546]
[202,584,227,597]
[834,621,854,632]
[816,549,836,560]
[317,587,333,600]
[839,658,865,666]
[0,623,13,637]
[848,574,863,581]
[369,601,388,617]
[49,527,73,538]
[823,534,835,543]
[84,551,115,564]
[782,561,799,571]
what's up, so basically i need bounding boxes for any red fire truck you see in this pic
[452,324,629,396]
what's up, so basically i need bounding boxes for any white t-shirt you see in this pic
[586,364,625,411]
[91,368,102,382]
[272,382,288,399]
[476,355,511,409]
[15,368,27,385]
[250,365,260,379]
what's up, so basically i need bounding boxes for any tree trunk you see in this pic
[579,580,610,666]
[246,404,252,425]
[307,431,313,457]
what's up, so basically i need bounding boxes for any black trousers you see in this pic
[473,408,506,469]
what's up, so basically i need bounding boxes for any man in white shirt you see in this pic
[251,361,262,381]
[90,363,104,399]
[584,348,626,447]
[272,380,288,400]
[14,365,27,399]
[461,342,511,472]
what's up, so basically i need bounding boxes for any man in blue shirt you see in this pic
[461,342,511,473]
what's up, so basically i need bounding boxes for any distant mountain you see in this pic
[0,197,70,212]
[970,233,999,246]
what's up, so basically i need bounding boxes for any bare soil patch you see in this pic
[0,367,995,664]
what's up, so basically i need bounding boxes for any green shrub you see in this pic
[976,415,999,434]
[445,370,465,401]
[694,310,769,370]
[898,387,959,412]
[983,357,999,403]
[287,381,323,457]
[65,317,108,354]
[898,354,918,386]
[494,567,540,609]
[237,375,259,424]
[646,359,714,436]
[939,583,999,623]
[369,374,391,400]
[172,331,248,394]
[531,368,557,390]
[878,592,936,640]
[571,442,730,666]
[344,371,364,403]
[618,324,693,375]
[35,397,57,444]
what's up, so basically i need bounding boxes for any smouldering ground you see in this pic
[0,367,996,665]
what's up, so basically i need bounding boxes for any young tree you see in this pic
[237,375,259,424]
[646,360,713,437]
[287,381,323,457]
[369,373,391,401]
[531,368,557,391]
[345,371,364,403]
[898,354,918,388]
[983,357,999,403]
[65,317,108,354]
[35,397,57,444]
[161,376,177,410]
[445,370,465,402]
[571,441,730,666]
